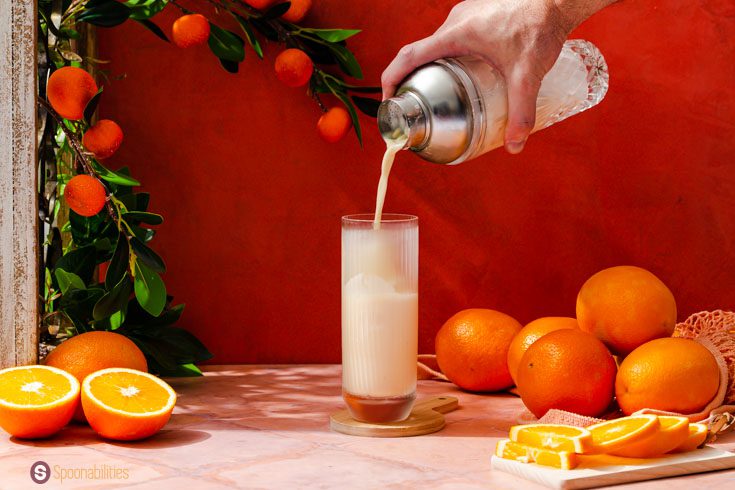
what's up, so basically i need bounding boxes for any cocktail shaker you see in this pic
[377,39,609,165]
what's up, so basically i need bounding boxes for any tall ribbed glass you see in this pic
[341,214,418,422]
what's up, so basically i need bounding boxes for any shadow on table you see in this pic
[10,424,211,449]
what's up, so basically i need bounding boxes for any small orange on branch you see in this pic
[83,119,124,159]
[275,48,313,87]
[172,14,211,48]
[317,106,352,143]
[63,175,107,218]
[46,66,98,121]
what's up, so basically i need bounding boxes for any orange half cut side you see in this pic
[509,423,593,453]
[586,414,660,454]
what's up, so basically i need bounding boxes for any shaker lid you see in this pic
[378,61,474,164]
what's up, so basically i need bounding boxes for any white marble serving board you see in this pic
[491,446,735,489]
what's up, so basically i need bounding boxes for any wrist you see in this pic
[550,0,617,33]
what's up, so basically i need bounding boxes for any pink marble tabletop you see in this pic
[1,365,734,489]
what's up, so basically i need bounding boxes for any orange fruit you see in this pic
[274,48,313,87]
[496,439,578,470]
[317,106,352,143]
[44,331,148,422]
[615,337,719,415]
[47,66,98,120]
[0,365,79,439]
[671,423,708,452]
[244,0,278,9]
[509,424,592,453]
[576,266,677,356]
[172,14,210,48]
[81,368,176,441]
[435,309,522,392]
[516,329,616,418]
[610,416,689,458]
[507,317,579,384]
[281,0,312,23]
[82,119,124,159]
[63,174,107,217]
[586,414,660,454]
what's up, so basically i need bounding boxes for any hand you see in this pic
[381,0,611,154]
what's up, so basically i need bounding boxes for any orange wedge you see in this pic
[0,365,79,439]
[509,424,593,453]
[670,423,708,453]
[81,368,176,441]
[496,439,578,470]
[586,414,660,453]
[610,416,689,458]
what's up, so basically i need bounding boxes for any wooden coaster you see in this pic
[330,396,459,437]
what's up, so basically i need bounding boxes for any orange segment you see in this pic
[670,423,708,453]
[0,365,79,439]
[496,439,578,470]
[586,414,660,453]
[610,416,689,458]
[81,368,176,441]
[509,424,593,453]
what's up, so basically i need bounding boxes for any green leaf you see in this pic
[54,269,86,294]
[106,234,129,288]
[91,160,140,187]
[134,260,166,316]
[333,90,363,146]
[307,28,361,43]
[123,211,163,225]
[93,274,132,321]
[219,58,240,74]
[130,336,178,371]
[78,0,131,27]
[208,23,245,63]
[130,237,165,272]
[250,18,278,42]
[232,14,263,59]
[263,2,290,19]
[55,245,97,284]
[351,95,380,118]
[84,88,104,124]
[142,326,213,363]
[135,18,169,42]
[329,43,363,79]
[168,363,203,376]
[126,0,168,20]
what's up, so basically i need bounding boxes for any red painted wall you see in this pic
[97,1,735,363]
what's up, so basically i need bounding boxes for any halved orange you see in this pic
[81,368,176,441]
[496,439,578,470]
[610,416,689,458]
[586,414,660,454]
[670,423,708,453]
[0,365,79,439]
[509,424,592,453]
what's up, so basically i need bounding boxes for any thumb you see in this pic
[504,68,542,154]
[381,36,456,100]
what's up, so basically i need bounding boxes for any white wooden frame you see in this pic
[0,0,39,368]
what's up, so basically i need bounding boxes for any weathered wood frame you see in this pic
[0,0,39,368]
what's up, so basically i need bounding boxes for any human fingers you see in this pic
[503,67,543,154]
[381,36,457,100]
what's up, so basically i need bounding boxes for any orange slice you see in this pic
[610,416,689,458]
[586,414,660,453]
[509,424,593,453]
[496,439,578,470]
[0,365,79,439]
[81,368,176,441]
[670,423,708,453]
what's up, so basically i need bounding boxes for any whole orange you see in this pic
[281,0,312,23]
[46,66,98,120]
[64,175,107,217]
[82,119,124,159]
[317,107,352,143]
[274,48,313,87]
[44,331,148,422]
[516,329,617,418]
[507,317,579,384]
[435,309,522,392]
[172,14,210,48]
[616,337,719,415]
[576,266,677,356]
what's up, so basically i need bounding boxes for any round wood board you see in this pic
[330,396,459,437]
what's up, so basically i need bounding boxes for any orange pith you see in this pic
[0,365,80,439]
[496,439,578,470]
[82,368,176,441]
[509,424,592,453]
[610,416,689,458]
[671,423,708,453]
[586,414,660,453]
